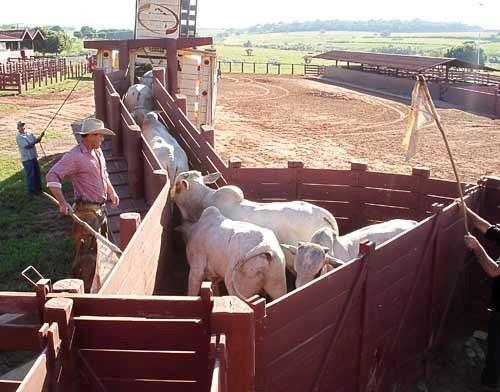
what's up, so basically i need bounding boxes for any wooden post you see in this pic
[412,166,431,218]
[201,125,215,147]
[119,212,142,250]
[94,68,107,124]
[127,124,145,199]
[175,94,187,115]
[351,161,368,230]
[16,73,21,95]
[44,298,76,390]
[153,67,166,88]
[166,39,179,95]
[227,157,242,185]
[109,92,122,157]
[211,297,255,392]
[52,279,84,294]
[288,160,304,200]
[247,296,266,392]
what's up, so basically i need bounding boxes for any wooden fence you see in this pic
[0,57,89,94]
[218,61,323,76]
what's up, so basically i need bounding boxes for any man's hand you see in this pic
[110,191,120,208]
[464,234,481,253]
[59,201,73,216]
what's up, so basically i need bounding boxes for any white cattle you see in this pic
[123,84,153,126]
[139,70,154,90]
[170,171,339,271]
[142,112,189,182]
[282,219,418,288]
[177,206,287,300]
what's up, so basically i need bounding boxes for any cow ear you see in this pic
[320,264,334,276]
[202,172,221,184]
[175,179,189,194]
[325,254,345,268]
[281,244,297,255]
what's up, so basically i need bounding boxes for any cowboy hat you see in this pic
[74,118,115,136]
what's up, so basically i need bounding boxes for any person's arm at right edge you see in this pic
[458,200,491,234]
[464,234,500,278]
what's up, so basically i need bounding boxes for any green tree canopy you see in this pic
[80,25,96,39]
[34,26,72,54]
[445,41,486,65]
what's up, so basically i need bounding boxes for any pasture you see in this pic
[215,30,500,67]
[214,74,500,183]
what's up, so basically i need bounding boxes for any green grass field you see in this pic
[0,156,73,292]
[215,30,500,68]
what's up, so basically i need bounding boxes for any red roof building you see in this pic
[0,28,45,51]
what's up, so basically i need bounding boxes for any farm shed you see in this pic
[2,57,499,391]
[0,29,45,61]
[315,50,500,116]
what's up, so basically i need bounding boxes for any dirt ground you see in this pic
[214,74,500,184]
[0,86,94,156]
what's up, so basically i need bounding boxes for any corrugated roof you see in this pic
[314,50,497,72]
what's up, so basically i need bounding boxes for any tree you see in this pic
[445,41,487,65]
[80,25,96,39]
[34,27,72,54]
[243,40,252,48]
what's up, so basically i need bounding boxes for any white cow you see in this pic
[176,206,287,300]
[282,219,418,288]
[139,70,154,90]
[124,84,153,126]
[142,112,189,182]
[170,171,339,271]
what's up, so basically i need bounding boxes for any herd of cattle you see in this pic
[123,74,418,301]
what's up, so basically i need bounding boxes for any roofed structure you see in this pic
[0,28,45,52]
[315,50,497,73]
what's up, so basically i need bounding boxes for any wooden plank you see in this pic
[79,349,204,380]
[101,378,199,392]
[75,317,208,351]
[359,188,418,209]
[359,171,419,192]
[264,293,362,364]
[0,324,43,351]
[298,169,356,186]
[233,168,294,184]
[298,184,354,202]
[18,351,48,391]
[362,203,418,222]
[0,292,38,314]
[63,295,209,318]
[420,178,467,198]
[0,381,21,392]
[266,260,363,333]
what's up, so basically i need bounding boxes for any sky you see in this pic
[1,0,499,30]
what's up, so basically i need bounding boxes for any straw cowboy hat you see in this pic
[75,118,115,136]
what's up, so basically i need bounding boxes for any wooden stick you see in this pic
[42,192,122,255]
[418,75,469,233]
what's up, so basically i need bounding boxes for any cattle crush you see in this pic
[1,50,500,391]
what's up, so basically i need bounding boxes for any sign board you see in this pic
[135,0,182,39]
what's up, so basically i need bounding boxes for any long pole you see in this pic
[419,75,469,233]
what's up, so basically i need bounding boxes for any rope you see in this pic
[38,72,85,158]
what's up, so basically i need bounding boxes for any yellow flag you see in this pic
[402,78,436,161]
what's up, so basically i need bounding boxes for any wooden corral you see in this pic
[1,64,499,392]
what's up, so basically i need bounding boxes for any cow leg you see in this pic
[187,255,207,296]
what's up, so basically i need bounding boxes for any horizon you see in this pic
[1,0,499,31]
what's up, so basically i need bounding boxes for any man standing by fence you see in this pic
[461,201,500,390]
[16,120,45,197]
[46,118,119,292]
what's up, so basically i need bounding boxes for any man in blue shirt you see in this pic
[15,121,45,196]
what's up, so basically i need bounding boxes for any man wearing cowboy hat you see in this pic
[15,120,45,196]
[46,118,120,292]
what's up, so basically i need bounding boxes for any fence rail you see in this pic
[218,61,323,76]
[0,57,90,94]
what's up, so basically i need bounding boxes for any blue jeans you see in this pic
[22,158,42,194]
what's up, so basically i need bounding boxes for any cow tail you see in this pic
[229,244,272,302]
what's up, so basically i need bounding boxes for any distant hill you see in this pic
[239,19,482,34]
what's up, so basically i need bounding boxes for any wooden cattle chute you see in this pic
[1,64,499,391]
[218,61,323,76]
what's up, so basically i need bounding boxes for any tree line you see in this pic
[239,19,482,34]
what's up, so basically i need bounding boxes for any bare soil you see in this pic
[214,74,500,184]
[0,87,94,156]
